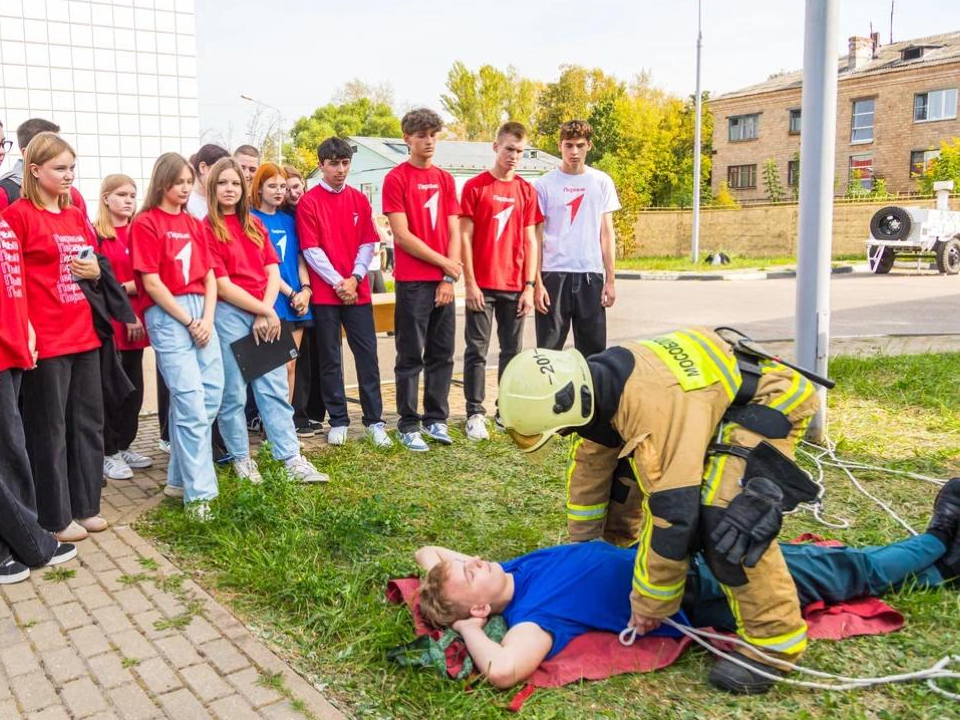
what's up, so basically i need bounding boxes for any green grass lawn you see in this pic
[138,354,960,720]
[616,254,864,273]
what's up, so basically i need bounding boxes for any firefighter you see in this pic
[498,327,824,694]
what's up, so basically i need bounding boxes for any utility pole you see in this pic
[240,94,284,165]
[795,0,839,442]
[691,0,703,263]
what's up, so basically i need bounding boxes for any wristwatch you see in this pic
[442,274,456,284]
[351,273,363,284]
[524,280,536,288]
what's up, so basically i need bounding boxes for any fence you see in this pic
[626,195,960,258]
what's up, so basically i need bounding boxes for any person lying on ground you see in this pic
[414,478,959,693]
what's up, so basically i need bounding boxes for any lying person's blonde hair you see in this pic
[417,562,467,628]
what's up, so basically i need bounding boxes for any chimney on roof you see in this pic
[870,32,881,58]
[848,35,873,70]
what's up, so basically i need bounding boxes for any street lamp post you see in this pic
[240,94,284,165]
[691,0,703,264]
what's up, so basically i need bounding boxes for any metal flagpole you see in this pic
[795,0,839,441]
[691,0,703,263]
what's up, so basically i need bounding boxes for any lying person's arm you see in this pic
[414,546,475,572]
[452,618,553,689]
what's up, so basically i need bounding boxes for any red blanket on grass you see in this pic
[388,535,904,711]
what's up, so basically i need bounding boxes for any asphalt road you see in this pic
[141,269,960,412]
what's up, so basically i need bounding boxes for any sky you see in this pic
[195,0,956,147]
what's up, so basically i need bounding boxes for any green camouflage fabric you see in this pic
[387,615,509,680]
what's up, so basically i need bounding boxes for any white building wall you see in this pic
[0,0,199,213]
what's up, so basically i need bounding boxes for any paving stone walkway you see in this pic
[0,370,499,720]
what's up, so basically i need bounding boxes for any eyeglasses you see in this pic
[0,140,13,153]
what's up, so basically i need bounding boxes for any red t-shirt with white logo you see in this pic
[2,200,101,360]
[460,172,542,292]
[382,162,460,282]
[98,224,149,351]
[297,184,377,305]
[130,207,213,310]
[206,214,279,303]
[0,214,33,371]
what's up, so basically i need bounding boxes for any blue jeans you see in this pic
[145,297,224,504]
[214,302,298,462]
[689,534,946,629]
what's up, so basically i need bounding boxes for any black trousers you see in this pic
[313,303,383,427]
[394,281,455,432]
[535,271,606,357]
[157,365,169,442]
[463,290,525,417]
[292,326,325,427]
[21,349,103,532]
[104,349,144,455]
[0,370,58,566]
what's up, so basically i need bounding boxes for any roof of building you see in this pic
[714,30,960,101]
[347,136,562,173]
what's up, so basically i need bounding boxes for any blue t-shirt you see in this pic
[500,542,685,659]
[251,208,312,321]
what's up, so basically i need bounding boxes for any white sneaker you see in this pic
[163,485,184,499]
[327,426,349,446]
[120,449,153,469]
[399,430,429,452]
[158,439,170,454]
[232,458,263,484]
[103,453,133,480]
[284,455,329,483]
[186,501,213,522]
[365,422,393,448]
[465,414,489,441]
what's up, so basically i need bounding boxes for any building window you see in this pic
[901,46,923,61]
[360,183,375,204]
[910,149,941,177]
[727,164,757,189]
[787,159,800,187]
[788,109,802,134]
[914,89,958,122]
[849,154,874,190]
[728,114,759,142]
[850,98,874,143]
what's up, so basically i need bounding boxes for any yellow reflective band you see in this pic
[701,422,736,506]
[675,330,741,401]
[720,584,808,655]
[564,437,584,501]
[566,502,608,522]
[632,575,686,601]
[630,469,687,602]
[773,372,815,416]
[639,333,713,392]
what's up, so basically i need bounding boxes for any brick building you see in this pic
[710,31,960,202]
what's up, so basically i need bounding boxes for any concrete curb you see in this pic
[615,263,869,281]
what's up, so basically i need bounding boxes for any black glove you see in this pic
[710,477,784,568]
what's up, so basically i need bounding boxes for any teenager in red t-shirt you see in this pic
[94,174,154,481]
[382,109,462,451]
[0,212,79,582]
[297,138,391,449]
[460,122,541,441]
[205,158,326,485]
[130,153,223,517]
[3,132,107,542]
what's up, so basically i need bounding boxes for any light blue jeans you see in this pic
[145,296,224,504]
[214,301,299,462]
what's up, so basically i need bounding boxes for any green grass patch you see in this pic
[43,567,76,583]
[138,353,960,719]
[616,254,863,273]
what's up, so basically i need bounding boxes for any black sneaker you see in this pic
[929,478,960,581]
[708,651,782,694]
[45,542,78,566]
[308,419,324,432]
[0,559,30,585]
[247,416,263,434]
[295,425,318,437]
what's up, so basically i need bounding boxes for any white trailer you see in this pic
[866,181,960,275]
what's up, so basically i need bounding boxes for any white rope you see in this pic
[618,621,960,697]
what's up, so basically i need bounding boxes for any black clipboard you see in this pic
[229,327,299,383]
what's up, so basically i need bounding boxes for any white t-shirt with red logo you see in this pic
[534,166,621,274]
[382,162,460,282]
[130,207,213,311]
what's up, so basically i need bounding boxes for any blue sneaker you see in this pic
[399,430,429,452]
[423,422,453,446]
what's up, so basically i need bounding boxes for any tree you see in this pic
[790,150,800,201]
[533,65,623,150]
[440,62,542,140]
[762,158,786,202]
[333,79,395,108]
[917,137,960,194]
[712,180,740,208]
[285,98,401,174]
